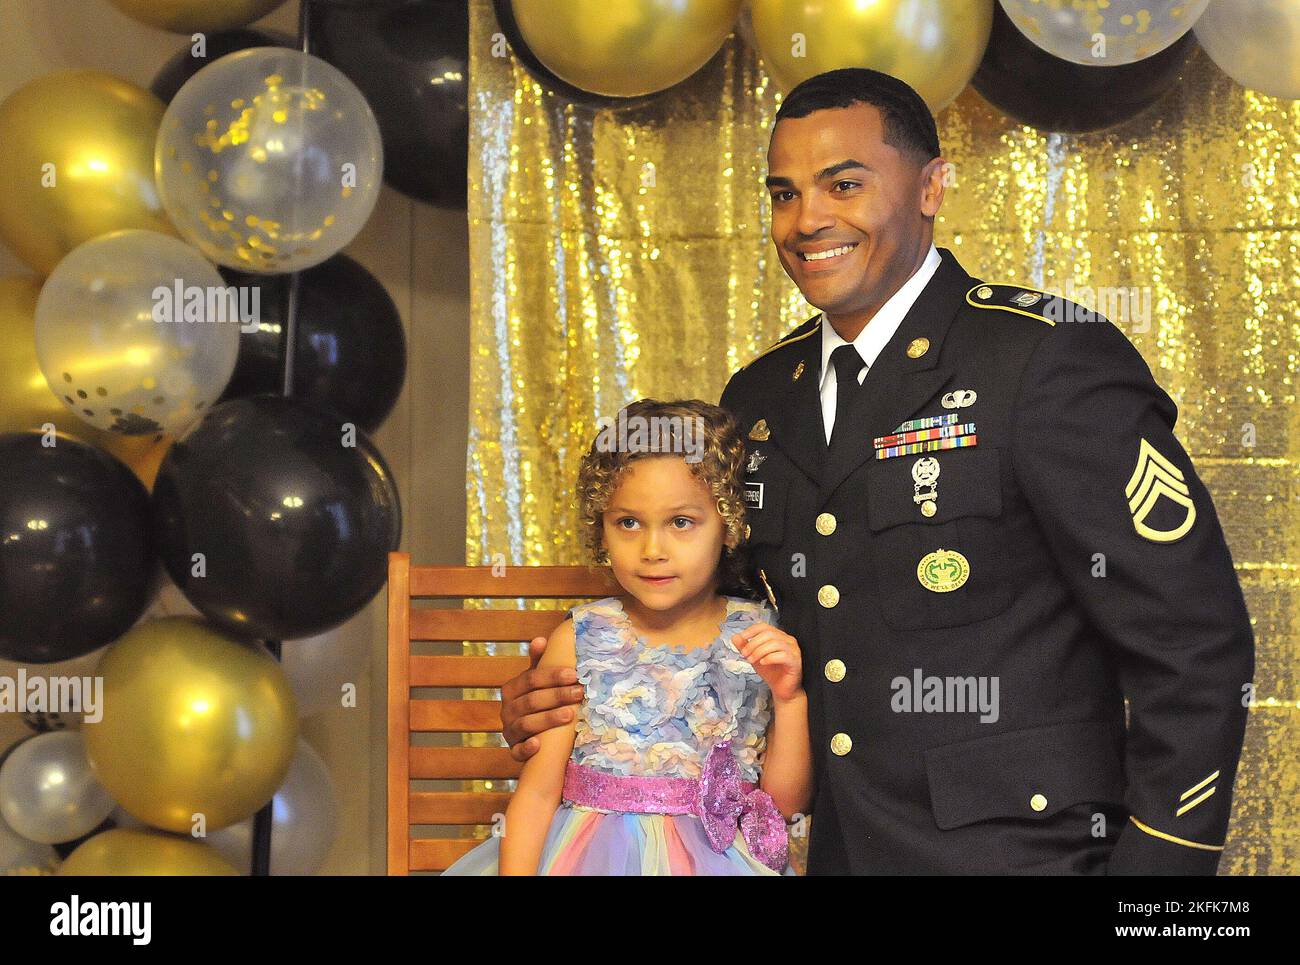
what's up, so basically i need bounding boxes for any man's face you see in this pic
[766,103,945,321]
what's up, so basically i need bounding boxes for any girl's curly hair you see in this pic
[576,398,757,596]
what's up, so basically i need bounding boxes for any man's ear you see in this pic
[920,156,948,218]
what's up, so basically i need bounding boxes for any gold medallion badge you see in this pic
[916,548,970,593]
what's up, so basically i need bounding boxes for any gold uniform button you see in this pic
[976,285,993,299]
[824,659,846,682]
[1030,793,1048,812]
[817,584,840,608]
[906,337,930,359]
[830,733,852,756]
[815,512,837,536]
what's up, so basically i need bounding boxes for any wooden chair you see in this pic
[386,551,620,874]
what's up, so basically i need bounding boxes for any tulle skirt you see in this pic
[441,803,793,876]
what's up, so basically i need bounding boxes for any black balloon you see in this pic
[309,0,468,207]
[150,396,402,641]
[218,255,407,434]
[971,5,1196,133]
[0,433,155,663]
[489,0,652,111]
[150,28,295,104]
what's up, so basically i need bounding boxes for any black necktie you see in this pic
[828,344,866,453]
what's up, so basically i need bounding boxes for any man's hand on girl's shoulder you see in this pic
[499,627,585,763]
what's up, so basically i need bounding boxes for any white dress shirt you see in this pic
[818,243,942,445]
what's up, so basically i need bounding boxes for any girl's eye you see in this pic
[616,517,639,530]
[672,517,694,529]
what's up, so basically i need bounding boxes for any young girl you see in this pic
[442,398,812,875]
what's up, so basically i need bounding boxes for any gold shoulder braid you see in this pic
[965,283,1062,326]
[740,314,822,370]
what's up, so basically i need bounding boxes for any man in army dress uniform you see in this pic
[500,68,1254,875]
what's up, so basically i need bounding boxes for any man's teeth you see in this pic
[802,244,857,261]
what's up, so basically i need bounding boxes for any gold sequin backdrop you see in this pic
[466,0,1297,873]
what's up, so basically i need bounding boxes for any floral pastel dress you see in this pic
[441,594,789,875]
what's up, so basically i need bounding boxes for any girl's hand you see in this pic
[732,623,803,703]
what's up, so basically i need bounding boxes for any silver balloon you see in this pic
[282,629,361,717]
[0,808,58,873]
[0,731,116,844]
[1195,0,1300,100]
[999,0,1209,66]
[204,738,338,875]
[155,47,384,274]
[34,229,238,437]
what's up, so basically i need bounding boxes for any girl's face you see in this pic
[600,455,729,613]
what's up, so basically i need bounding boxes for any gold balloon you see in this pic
[511,0,744,98]
[107,0,289,34]
[0,276,173,490]
[0,71,175,275]
[82,618,299,834]
[58,828,239,876]
[750,0,994,112]
[0,276,58,431]
[115,435,173,491]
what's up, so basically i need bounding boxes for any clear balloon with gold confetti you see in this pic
[998,0,1209,67]
[1,274,174,485]
[155,47,384,274]
[33,229,238,438]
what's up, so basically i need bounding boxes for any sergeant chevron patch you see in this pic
[1125,438,1197,543]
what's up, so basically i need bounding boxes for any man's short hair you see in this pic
[774,68,941,167]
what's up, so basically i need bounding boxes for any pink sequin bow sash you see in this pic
[561,738,789,872]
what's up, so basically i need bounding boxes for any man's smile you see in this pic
[795,241,861,272]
